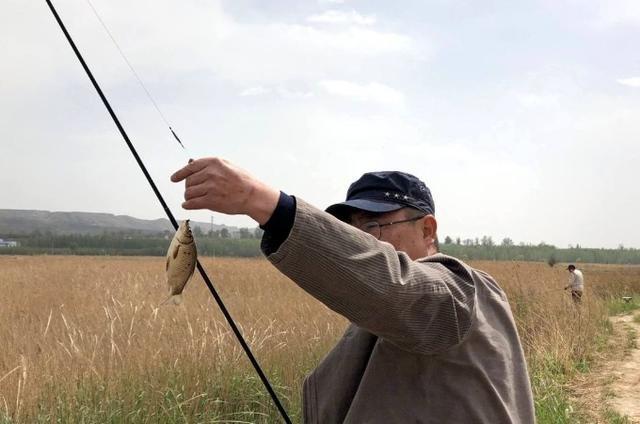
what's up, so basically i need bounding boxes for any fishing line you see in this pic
[84,0,187,152]
[44,2,291,422]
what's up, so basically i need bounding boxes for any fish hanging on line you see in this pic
[162,220,197,306]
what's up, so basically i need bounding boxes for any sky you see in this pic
[1,0,639,249]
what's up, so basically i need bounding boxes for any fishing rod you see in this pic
[44,2,291,422]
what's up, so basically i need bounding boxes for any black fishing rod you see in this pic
[44,2,291,422]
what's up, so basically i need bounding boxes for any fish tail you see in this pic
[159,294,183,307]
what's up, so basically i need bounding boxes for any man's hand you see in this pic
[170,157,280,226]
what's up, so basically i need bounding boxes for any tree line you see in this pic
[0,229,265,257]
[1,231,639,264]
[440,241,640,265]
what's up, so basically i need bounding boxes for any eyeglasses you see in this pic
[358,215,426,240]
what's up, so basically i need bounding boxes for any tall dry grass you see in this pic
[0,256,344,422]
[0,256,639,423]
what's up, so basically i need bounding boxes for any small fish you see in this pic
[162,220,197,305]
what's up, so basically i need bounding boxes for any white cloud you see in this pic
[319,80,405,107]
[617,77,640,88]
[543,0,640,30]
[276,87,314,99]
[515,92,560,108]
[3,0,417,92]
[206,24,418,84]
[318,0,346,3]
[307,10,376,26]
[295,26,412,54]
[239,86,313,99]
[239,86,271,96]
[594,0,640,27]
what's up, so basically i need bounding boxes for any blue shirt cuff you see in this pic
[260,191,296,255]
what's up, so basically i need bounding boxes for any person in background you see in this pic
[565,264,584,303]
[170,157,536,423]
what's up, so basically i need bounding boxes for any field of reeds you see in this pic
[1,255,640,423]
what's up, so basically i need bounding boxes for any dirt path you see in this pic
[571,313,640,423]
[608,315,640,421]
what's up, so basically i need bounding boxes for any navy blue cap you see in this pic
[326,171,435,220]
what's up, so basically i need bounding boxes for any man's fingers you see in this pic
[185,169,212,187]
[184,184,208,201]
[171,159,208,182]
[182,196,210,210]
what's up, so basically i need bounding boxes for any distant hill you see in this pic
[0,209,239,236]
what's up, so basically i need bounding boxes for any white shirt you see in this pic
[569,269,584,291]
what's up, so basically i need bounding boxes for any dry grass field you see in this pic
[1,255,639,423]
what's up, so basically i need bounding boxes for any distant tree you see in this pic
[193,226,204,237]
[547,251,557,267]
[254,228,265,239]
[444,236,453,244]
[501,237,514,247]
[220,228,230,239]
[481,236,494,247]
[239,228,251,239]
[455,237,461,245]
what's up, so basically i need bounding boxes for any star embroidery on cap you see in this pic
[384,192,390,197]
[394,193,400,198]
[403,195,409,200]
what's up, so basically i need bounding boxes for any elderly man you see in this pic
[171,158,535,424]
[565,264,584,303]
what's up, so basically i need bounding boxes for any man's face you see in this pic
[349,208,433,260]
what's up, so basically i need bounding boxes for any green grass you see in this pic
[531,339,613,423]
[532,297,640,423]
[531,357,576,424]
[598,297,640,423]
[1,368,299,424]
[608,297,640,316]
[625,327,638,350]
[574,358,591,373]
[604,409,632,424]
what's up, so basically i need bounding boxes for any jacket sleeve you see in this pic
[265,198,476,355]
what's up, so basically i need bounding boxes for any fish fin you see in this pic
[159,295,171,307]
[172,244,181,259]
[159,294,183,307]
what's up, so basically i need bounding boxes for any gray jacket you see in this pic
[267,199,535,423]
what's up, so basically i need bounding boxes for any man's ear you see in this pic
[422,215,437,241]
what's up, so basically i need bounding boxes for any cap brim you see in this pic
[326,199,403,221]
